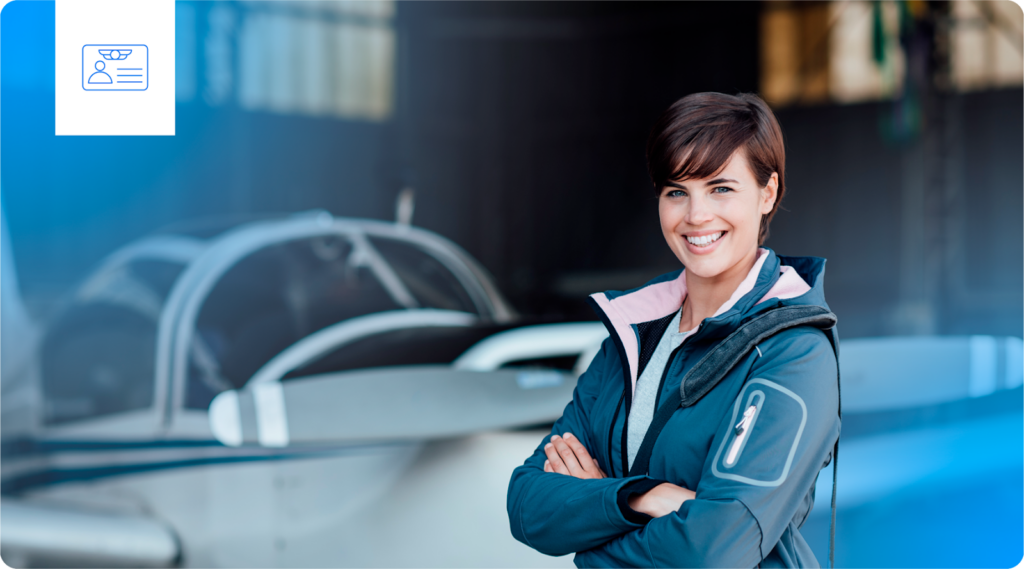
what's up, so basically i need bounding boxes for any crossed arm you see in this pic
[543,432,695,519]
[507,337,714,560]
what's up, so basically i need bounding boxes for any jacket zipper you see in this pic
[725,404,757,467]
[606,391,624,477]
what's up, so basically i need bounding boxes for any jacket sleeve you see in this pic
[575,327,840,568]
[507,337,657,557]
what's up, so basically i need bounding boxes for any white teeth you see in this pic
[686,232,723,247]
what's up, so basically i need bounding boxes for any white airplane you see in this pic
[0,209,605,568]
[2,207,1021,567]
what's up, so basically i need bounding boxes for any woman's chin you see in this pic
[678,247,735,280]
[683,259,729,280]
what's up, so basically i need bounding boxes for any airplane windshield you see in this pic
[184,235,401,409]
[40,259,186,425]
[368,236,477,315]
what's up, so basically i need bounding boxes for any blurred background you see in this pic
[4,0,1023,334]
[0,1,1021,568]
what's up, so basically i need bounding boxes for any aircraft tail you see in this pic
[0,171,35,386]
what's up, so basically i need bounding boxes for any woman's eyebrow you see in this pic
[704,177,738,185]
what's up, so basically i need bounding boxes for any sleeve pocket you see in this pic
[711,378,807,487]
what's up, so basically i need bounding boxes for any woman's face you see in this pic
[658,148,778,280]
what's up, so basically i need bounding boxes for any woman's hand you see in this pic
[627,483,695,518]
[543,433,606,479]
[541,433,694,518]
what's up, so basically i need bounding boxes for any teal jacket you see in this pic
[507,248,840,568]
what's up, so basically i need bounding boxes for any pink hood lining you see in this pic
[589,248,812,394]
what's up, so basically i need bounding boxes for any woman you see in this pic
[507,92,840,568]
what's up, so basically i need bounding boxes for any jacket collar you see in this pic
[586,247,823,392]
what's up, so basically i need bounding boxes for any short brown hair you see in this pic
[645,92,786,245]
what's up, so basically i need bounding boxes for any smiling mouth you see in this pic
[685,231,725,247]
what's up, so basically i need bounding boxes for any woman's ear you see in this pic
[760,173,779,215]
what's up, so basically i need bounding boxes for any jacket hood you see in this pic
[586,247,830,392]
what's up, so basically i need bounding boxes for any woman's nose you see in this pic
[685,194,714,226]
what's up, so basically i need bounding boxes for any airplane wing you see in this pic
[209,365,577,447]
[208,319,608,447]
[0,498,179,568]
[812,334,1024,510]
[838,335,1023,412]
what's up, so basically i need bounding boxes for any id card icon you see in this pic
[82,44,148,91]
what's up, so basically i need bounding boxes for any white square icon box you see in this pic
[82,44,148,91]
[57,0,173,135]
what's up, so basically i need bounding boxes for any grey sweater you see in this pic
[625,306,698,470]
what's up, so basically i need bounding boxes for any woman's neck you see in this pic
[679,246,760,333]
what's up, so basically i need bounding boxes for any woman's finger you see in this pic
[543,459,552,472]
[562,433,604,476]
[544,442,570,475]
[551,436,584,477]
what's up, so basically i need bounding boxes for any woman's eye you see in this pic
[713,186,733,194]
[664,189,685,198]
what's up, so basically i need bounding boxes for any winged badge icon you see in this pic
[98,49,132,60]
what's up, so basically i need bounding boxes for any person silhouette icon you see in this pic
[88,60,112,84]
